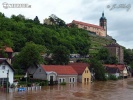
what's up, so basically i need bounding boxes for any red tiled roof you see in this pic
[72,20,104,30]
[4,47,13,52]
[41,65,78,75]
[104,64,125,71]
[68,63,89,75]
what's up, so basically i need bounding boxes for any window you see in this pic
[86,70,88,73]
[59,78,65,83]
[59,79,61,83]
[63,79,65,82]
[84,78,86,83]
[73,78,75,82]
[69,78,71,83]
[87,78,89,82]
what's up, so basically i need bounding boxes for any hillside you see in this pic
[0,12,115,56]
[89,33,115,54]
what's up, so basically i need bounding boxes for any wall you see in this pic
[57,75,77,83]
[47,72,57,81]
[74,23,106,37]
[82,67,91,83]
[33,67,47,80]
[0,62,14,85]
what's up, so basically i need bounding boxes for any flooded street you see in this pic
[1,78,133,100]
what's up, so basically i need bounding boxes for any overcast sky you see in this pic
[0,0,133,49]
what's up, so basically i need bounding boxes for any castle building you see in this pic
[105,43,124,64]
[68,12,107,37]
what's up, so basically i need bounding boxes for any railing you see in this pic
[0,86,42,93]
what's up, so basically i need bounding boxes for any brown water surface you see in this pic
[1,78,133,100]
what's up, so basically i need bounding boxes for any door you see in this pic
[50,76,54,85]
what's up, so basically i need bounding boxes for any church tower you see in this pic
[100,12,107,36]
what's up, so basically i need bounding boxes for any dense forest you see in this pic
[0,12,90,56]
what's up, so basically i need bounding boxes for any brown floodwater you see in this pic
[1,78,133,100]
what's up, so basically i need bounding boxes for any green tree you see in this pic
[33,16,40,24]
[13,42,46,71]
[97,48,118,64]
[52,46,70,65]
[90,58,106,81]
[124,48,133,65]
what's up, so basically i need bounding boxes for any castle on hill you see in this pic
[68,12,107,37]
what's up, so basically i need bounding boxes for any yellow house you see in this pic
[82,67,91,83]
[69,63,92,83]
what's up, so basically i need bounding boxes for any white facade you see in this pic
[0,61,14,85]
[57,75,77,84]
[46,71,57,81]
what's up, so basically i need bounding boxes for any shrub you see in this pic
[60,82,66,85]
[109,74,118,80]
[40,80,48,86]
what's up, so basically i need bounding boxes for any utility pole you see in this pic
[6,70,9,93]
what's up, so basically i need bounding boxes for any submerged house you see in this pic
[0,59,15,86]
[69,63,91,83]
[33,65,78,84]
[104,64,128,78]
[105,66,120,78]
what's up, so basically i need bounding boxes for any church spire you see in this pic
[102,11,104,17]
[99,12,107,36]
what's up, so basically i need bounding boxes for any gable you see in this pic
[82,67,91,75]
[69,63,89,75]
[0,60,14,72]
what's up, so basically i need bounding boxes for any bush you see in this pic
[40,80,48,86]
[11,83,15,88]
[27,83,32,87]
[60,82,66,85]
[108,74,118,80]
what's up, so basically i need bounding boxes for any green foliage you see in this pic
[60,82,66,85]
[0,12,91,57]
[124,48,133,65]
[90,58,106,81]
[52,46,70,65]
[40,80,48,86]
[13,42,46,71]
[97,48,118,64]
[33,16,40,24]
[108,74,118,80]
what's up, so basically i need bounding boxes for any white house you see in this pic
[0,59,15,86]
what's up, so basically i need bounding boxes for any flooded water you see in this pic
[1,78,133,100]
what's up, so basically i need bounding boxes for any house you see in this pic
[105,43,124,64]
[0,47,13,64]
[41,65,78,84]
[69,63,91,83]
[0,59,15,86]
[27,64,40,78]
[105,66,120,78]
[104,64,128,78]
